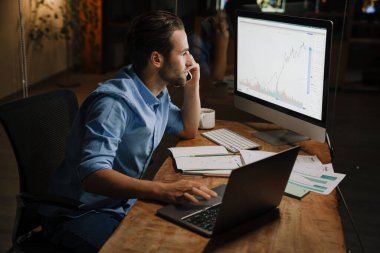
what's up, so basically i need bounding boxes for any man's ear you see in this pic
[150,51,163,68]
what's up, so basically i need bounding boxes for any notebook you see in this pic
[156,146,300,237]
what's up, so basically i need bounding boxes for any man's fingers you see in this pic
[171,180,218,204]
[190,185,218,200]
[183,192,199,203]
[199,185,218,197]
[192,187,211,200]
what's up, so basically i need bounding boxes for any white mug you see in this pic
[199,108,215,129]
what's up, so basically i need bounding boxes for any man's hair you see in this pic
[127,10,184,74]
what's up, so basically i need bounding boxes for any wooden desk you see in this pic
[100,120,345,253]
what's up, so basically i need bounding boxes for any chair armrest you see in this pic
[18,193,86,210]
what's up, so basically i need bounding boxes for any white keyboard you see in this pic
[201,128,260,153]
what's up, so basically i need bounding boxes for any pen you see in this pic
[203,173,230,178]
[191,153,239,157]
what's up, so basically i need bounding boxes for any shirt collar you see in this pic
[127,65,161,107]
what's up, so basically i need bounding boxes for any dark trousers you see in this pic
[42,212,122,253]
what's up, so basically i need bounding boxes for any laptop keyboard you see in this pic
[183,205,221,232]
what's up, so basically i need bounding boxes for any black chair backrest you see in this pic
[0,90,78,240]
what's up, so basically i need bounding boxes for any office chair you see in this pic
[0,90,85,253]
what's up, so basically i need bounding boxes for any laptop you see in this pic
[156,146,300,237]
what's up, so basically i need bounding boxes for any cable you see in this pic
[329,0,349,139]
[337,186,366,253]
[326,131,366,253]
[17,0,29,98]
[325,131,334,159]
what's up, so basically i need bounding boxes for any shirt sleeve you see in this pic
[78,96,129,180]
[165,101,184,136]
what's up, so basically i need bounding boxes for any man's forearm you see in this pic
[82,169,161,200]
[181,84,201,139]
[82,168,217,204]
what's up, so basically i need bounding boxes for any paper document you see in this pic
[240,150,275,164]
[284,183,309,199]
[240,151,345,197]
[290,155,345,195]
[288,169,345,195]
[240,150,309,199]
[169,146,229,158]
[169,146,242,172]
[174,155,242,171]
[322,163,335,173]
[169,147,345,195]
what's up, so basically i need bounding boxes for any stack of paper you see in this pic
[168,146,242,176]
[289,155,345,195]
[239,150,346,196]
[240,150,309,199]
[169,146,346,197]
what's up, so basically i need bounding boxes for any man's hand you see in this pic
[185,53,200,87]
[180,53,201,139]
[156,179,218,204]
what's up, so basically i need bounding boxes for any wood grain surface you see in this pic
[100,120,345,253]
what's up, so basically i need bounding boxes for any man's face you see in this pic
[159,30,192,87]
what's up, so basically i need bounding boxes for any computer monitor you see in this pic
[234,10,332,145]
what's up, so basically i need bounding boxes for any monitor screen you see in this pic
[234,11,332,144]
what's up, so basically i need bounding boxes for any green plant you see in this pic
[27,0,100,70]
[28,0,66,50]
[74,0,101,70]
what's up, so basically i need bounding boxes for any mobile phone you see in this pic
[186,71,192,82]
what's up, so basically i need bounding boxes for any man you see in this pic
[40,10,217,252]
[191,10,230,81]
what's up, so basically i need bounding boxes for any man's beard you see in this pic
[159,61,186,88]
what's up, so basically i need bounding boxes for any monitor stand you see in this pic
[252,129,309,146]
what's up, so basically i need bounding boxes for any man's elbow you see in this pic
[82,175,96,193]
[81,170,104,194]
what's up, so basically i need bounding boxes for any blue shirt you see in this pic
[40,65,184,219]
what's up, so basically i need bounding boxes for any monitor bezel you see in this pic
[234,10,333,129]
